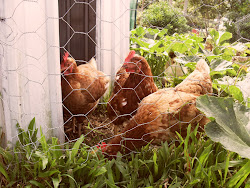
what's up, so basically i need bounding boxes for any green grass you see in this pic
[0,120,249,187]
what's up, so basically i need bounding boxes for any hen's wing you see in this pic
[77,60,110,103]
[113,66,129,93]
[104,60,212,155]
[107,66,130,124]
[105,89,205,155]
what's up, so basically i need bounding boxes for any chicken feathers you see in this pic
[107,51,158,127]
[103,59,212,156]
[61,53,110,122]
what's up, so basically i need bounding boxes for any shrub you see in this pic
[224,16,250,43]
[140,1,191,35]
[224,1,250,43]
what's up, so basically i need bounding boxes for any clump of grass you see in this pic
[0,119,249,187]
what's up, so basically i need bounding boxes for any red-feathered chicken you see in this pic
[102,59,212,156]
[107,51,158,131]
[61,52,110,129]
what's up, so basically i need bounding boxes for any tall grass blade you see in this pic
[227,160,250,188]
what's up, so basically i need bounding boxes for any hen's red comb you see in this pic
[125,50,135,62]
[63,52,69,62]
[97,142,107,150]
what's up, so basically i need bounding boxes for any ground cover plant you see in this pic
[0,117,249,187]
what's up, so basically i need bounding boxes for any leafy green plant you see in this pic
[130,26,205,86]
[196,95,250,187]
[140,1,191,35]
[205,29,236,61]
[197,96,250,159]
[223,0,250,43]
[1,119,250,187]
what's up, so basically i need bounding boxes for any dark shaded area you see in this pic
[58,0,96,65]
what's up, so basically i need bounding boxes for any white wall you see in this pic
[0,0,64,146]
[96,0,131,81]
[0,0,131,146]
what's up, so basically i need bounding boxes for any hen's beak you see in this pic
[122,63,129,69]
[60,61,66,72]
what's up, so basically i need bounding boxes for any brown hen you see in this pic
[61,52,110,133]
[107,51,158,132]
[103,59,212,157]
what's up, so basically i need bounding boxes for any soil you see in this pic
[63,106,125,146]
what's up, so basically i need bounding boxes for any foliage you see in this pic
[223,0,249,42]
[130,27,249,94]
[197,96,250,159]
[140,1,191,35]
[188,0,250,42]
[1,119,250,187]
[224,17,250,43]
[137,0,160,9]
[130,26,205,86]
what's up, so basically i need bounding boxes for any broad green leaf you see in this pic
[35,151,48,170]
[16,123,24,145]
[133,38,150,48]
[39,170,60,178]
[115,161,128,177]
[149,41,162,53]
[0,163,10,181]
[52,177,61,188]
[206,56,218,63]
[28,118,37,143]
[228,85,244,103]
[196,96,250,159]
[71,135,84,160]
[29,180,45,188]
[51,137,62,160]
[153,152,158,175]
[135,27,145,37]
[28,118,35,133]
[40,129,48,152]
[148,28,158,35]
[95,167,107,177]
[157,28,168,38]
[172,42,188,54]
[213,47,221,55]
[210,29,219,44]
[218,32,232,46]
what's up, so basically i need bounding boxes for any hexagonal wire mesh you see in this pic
[0,0,249,160]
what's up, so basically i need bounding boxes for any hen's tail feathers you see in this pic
[195,59,210,74]
[88,58,97,70]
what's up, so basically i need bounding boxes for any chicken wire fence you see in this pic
[0,0,250,163]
